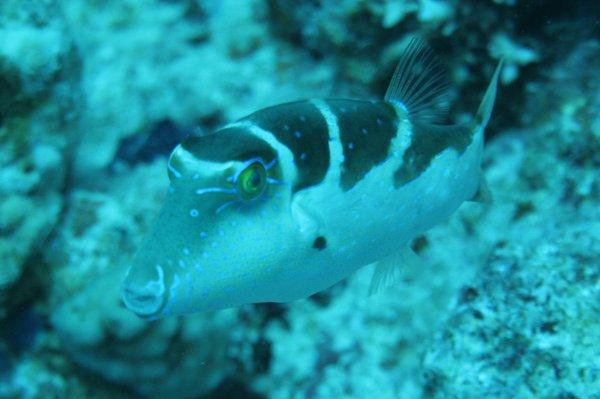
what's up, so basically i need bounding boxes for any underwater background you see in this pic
[0,0,599,398]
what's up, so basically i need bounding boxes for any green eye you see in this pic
[237,162,267,200]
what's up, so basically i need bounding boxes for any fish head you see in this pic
[122,127,303,318]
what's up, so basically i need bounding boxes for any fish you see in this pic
[121,38,502,318]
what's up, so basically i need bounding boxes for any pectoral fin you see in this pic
[369,246,425,295]
[291,197,323,240]
[469,175,493,205]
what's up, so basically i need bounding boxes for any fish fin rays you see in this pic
[468,174,493,205]
[384,37,450,124]
[475,59,503,129]
[291,196,324,240]
[368,246,425,295]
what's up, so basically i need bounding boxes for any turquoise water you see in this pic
[1,1,598,398]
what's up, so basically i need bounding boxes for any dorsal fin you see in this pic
[385,37,450,123]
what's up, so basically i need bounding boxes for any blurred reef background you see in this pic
[0,0,599,398]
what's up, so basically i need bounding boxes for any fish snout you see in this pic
[121,265,167,318]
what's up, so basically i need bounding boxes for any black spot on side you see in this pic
[244,101,330,192]
[181,126,278,164]
[326,99,399,191]
[313,236,327,250]
[394,122,473,187]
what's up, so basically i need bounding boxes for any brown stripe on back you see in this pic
[243,101,330,192]
[181,126,278,164]
[326,99,399,191]
[394,122,473,187]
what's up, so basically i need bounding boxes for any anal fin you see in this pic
[369,247,425,295]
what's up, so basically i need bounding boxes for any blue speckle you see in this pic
[294,131,302,138]
[348,142,354,150]
[300,153,307,160]
[362,128,369,135]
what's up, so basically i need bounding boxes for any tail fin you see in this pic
[474,59,503,129]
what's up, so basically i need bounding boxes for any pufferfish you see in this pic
[122,38,502,319]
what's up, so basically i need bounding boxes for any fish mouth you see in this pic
[121,265,167,318]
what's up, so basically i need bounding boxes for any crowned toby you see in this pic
[122,38,502,318]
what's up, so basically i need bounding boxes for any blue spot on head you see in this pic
[362,127,369,135]
[348,142,354,150]
[294,131,302,138]
[299,115,307,122]
[300,153,307,161]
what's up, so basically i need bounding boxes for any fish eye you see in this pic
[237,161,267,201]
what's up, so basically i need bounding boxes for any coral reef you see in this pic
[0,0,78,317]
[0,0,598,398]
[63,0,333,174]
[421,212,600,398]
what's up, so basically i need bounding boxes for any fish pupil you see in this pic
[249,168,262,188]
[238,162,267,199]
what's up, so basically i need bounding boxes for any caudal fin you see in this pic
[474,59,503,129]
